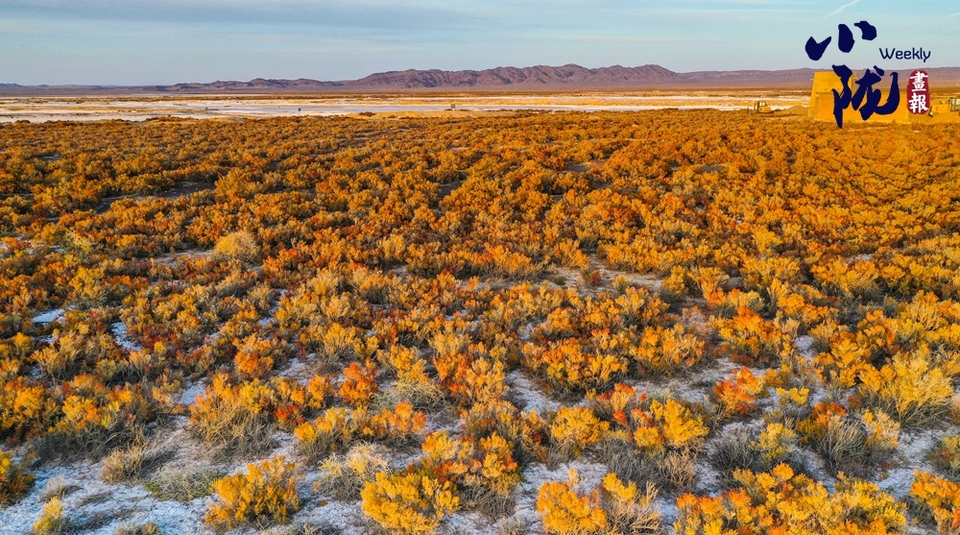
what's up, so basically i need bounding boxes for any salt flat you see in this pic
[0,92,808,122]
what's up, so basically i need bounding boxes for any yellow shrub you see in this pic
[0,377,55,442]
[600,473,661,534]
[213,230,260,263]
[811,258,881,300]
[814,335,871,389]
[294,407,355,461]
[461,357,508,407]
[420,429,522,496]
[421,431,472,482]
[537,470,608,535]
[629,324,705,376]
[360,471,459,534]
[550,406,610,455]
[44,377,154,456]
[305,375,334,408]
[857,348,955,426]
[307,322,368,362]
[316,443,390,501]
[633,399,708,454]
[676,464,905,535]
[206,455,300,530]
[912,470,960,534]
[188,374,273,457]
[797,402,899,473]
[295,403,427,461]
[753,423,797,465]
[525,338,628,394]
[32,497,66,535]
[0,449,34,505]
[469,432,522,495]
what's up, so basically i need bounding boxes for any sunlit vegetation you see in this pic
[1,110,960,532]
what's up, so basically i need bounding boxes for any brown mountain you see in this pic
[344,64,683,88]
[3,64,960,95]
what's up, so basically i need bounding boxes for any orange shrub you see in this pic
[537,470,608,535]
[713,307,794,366]
[524,336,628,394]
[712,367,765,420]
[232,335,289,380]
[360,470,459,534]
[294,402,427,461]
[550,406,610,456]
[912,471,960,534]
[628,324,705,376]
[856,348,955,426]
[632,399,708,455]
[339,361,380,408]
[420,430,522,496]
[206,455,299,530]
[675,464,905,535]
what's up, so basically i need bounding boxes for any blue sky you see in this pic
[1,0,957,85]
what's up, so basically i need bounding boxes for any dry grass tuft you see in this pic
[101,442,172,483]
[315,442,389,501]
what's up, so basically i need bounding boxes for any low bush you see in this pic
[101,442,170,483]
[360,470,460,534]
[213,231,260,264]
[912,470,960,534]
[114,523,164,535]
[797,403,899,475]
[600,473,661,535]
[0,449,34,504]
[146,466,223,502]
[857,349,955,427]
[628,324,705,376]
[712,367,765,421]
[536,470,607,535]
[315,442,389,501]
[710,424,802,486]
[188,375,273,458]
[32,497,67,535]
[294,402,427,462]
[713,308,794,366]
[549,406,609,459]
[206,455,300,531]
[930,435,960,479]
[675,464,905,535]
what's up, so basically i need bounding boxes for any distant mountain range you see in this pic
[4,64,960,95]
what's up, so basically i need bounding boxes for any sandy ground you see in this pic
[0,93,809,123]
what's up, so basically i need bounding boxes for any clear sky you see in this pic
[1,0,957,85]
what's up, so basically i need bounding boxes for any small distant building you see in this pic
[931,97,960,114]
